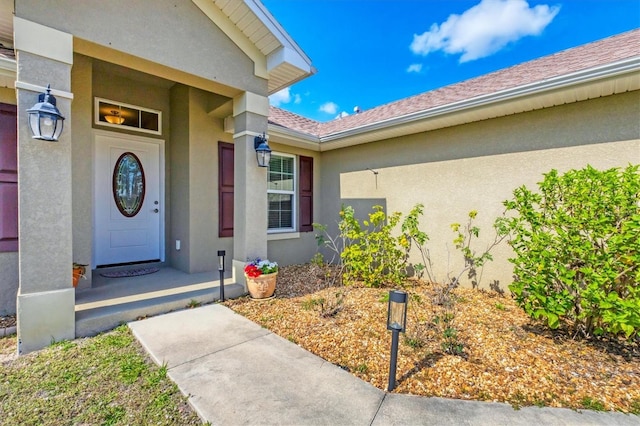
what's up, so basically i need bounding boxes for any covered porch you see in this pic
[75,265,243,338]
[9,0,314,354]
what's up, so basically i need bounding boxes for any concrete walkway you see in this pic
[129,304,639,426]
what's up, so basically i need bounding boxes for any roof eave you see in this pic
[318,57,640,151]
[268,123,321,151]
[246,0,315,93]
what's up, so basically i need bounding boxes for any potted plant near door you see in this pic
[72,263,87,288]
[244,259,278,299]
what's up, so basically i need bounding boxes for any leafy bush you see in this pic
[500,164,640,339]
[338,205,408,287]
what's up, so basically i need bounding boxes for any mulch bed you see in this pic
[225,264,640,413]
[0,315,16,329]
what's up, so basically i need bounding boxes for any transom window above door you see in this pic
[95,98,162,135]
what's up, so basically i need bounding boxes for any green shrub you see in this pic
[500,164,640,339]
[337,205,409,287]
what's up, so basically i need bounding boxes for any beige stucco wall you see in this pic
[267,142,322,266]
[15,0,264,97]
[0,87,15,104]
[169,85,234,273]
[319,91,640,289]
[70,54,93,288]
[169,85,191,272]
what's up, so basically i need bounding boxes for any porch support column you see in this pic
[231,91,269,291]
[14,18,75,354]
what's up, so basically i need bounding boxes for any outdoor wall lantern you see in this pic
[387,289,408,391]
[27,84,65,141]
[254,133,272,167]
[218,250,226,302]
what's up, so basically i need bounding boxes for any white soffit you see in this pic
[211,0,314,94]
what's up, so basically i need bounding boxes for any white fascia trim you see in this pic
[15,81,74,100]
[320,57,640,143]
[267,46,313,75]
[234,130,267,139]
[246,0,313,70]
[268,124,321,151]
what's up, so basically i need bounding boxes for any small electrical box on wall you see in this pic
[176,240,181,251]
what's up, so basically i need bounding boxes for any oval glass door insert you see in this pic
[113,152,146,217]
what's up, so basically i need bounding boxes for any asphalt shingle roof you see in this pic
[269,29,639,138]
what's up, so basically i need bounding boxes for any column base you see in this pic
[232,259,247,292]
[17,288,75,355]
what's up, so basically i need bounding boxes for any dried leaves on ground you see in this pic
[225,264,640,413]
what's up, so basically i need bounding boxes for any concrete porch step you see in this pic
[75,267,244,337]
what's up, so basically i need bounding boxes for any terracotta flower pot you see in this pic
[72,264,86,288]
[245,272,277,299]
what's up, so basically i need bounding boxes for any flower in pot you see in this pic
[244,259,278,299]
[72,263,87,288]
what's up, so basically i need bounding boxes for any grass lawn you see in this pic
[0,325,202,425]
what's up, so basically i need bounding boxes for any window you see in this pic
[268,154,295,231]
[95,98,162,135]
[217,144,313,236]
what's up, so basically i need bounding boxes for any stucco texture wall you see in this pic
[0,87,15,104]
[318,91,640,290]
[15,0,264,97]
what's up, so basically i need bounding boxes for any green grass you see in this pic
[0,325,202,425]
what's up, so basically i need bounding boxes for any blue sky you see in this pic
[262,0,640,122]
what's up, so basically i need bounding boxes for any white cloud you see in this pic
[269,88,303,107]
[320,102,338,114]
[269,88,291,106]
[335,111,349,119]
[407,63,423,73]
[410,0,560,62]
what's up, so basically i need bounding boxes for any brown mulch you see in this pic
[0,314,16,329]
[225,264,640,413]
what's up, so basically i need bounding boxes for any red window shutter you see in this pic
[218,142,234,237]
[299,155,313,232]
[0,103,18,252]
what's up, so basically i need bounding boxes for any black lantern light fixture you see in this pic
[254,133,272,167]
[387,290,408,391]
[218,250,226,302]
[27,84,65,141]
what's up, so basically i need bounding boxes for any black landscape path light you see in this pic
[387,290,408,391]
[218,250,225,302]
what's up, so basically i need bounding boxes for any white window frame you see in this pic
[267,152,296,233]
[94,97,162,135]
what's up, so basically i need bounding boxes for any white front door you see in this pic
[94,132,163,266]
